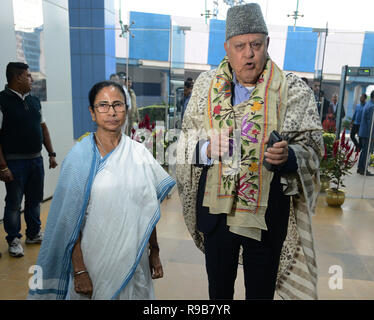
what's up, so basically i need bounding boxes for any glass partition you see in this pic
[12,0,47,101]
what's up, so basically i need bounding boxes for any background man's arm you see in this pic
[41,122,57,169]
[0,132,14,182]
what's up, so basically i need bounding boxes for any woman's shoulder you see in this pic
[62,133,94,167]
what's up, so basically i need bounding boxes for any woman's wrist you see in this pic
[149,244,160,252]
[74,269,88,277]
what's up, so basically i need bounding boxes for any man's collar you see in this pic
[5,85,29,100]
[232,72,240,86]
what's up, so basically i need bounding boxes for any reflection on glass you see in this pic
[12,0,47,101]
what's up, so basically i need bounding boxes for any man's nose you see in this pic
[244,44,255,58]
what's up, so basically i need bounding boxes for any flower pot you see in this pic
[320,176,330,192]
[326,188,345,207]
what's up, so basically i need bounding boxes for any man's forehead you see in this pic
[229,33,267,42]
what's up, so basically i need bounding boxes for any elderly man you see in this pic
[176,3,323,300]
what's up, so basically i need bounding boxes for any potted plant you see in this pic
[324,129,359,207]
[320,132,336,192]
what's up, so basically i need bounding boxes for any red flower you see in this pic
[340,129,346,148]
[324,144,327,160]
[213,105,222,114]
[251,129,260,135]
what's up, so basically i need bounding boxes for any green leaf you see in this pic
[252,184,259,190]
[242,140,249,146]
[248,149,256,156]
[213,88,218,94]
[248,175,258,181]
[213,96,221,103]
[252,96,262,102]
[251,115,262,121]
[254,123,261,131]
[215,115,221,120]
[219,120,224,128]
[226,119,233,126]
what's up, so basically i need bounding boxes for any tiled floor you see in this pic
[0,187,374,300]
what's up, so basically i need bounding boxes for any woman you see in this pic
[322,106,336,133]
[28,81,175,299]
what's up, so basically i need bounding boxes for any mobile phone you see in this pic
[263,130,283,171]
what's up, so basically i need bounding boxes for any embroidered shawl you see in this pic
[203,57,288,240]
[176,63,324,299]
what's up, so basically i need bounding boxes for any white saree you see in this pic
[67,134,174,300]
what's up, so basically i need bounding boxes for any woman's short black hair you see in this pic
[88,81,127,110]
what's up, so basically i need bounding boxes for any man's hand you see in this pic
[0,168,14,183]
[264,137,289,166]
[49,157,58,169]
[207,127,234,159]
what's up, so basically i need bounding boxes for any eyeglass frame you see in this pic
[93,101,127,113]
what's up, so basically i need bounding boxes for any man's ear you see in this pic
[224,41,229,55]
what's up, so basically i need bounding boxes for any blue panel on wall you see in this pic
[360,32,374,67]
[69,0,116,139]
[208,19,226,67]
[92,0,105,9]
[91,9,104,28]
[129,12,170,61]
[283,26,318,73]
[171,27,185,69]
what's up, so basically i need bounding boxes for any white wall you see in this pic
[268,25,288,70]
[41,0,74,200]
[0,0,18,221]
[0,0,74,221]
[323,30,365,75]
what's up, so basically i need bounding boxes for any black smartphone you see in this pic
[263,130,283,171]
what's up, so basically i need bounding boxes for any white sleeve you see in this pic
[40,107,46,123]
[200,140,213,165]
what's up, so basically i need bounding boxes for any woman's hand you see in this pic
[149,248,163,279]
[74,272,93,298]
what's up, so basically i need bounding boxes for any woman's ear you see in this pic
[88,106,96,122]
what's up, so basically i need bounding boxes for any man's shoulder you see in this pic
[284,72,313,96]
[195,69,217,85]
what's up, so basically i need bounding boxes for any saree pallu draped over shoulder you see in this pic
[28,133,175,300]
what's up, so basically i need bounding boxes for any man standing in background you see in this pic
[358,90,374,176]
[117,72,139,135]
[350,93,367,152]
[125,75,139,136]
[0,62,57,257]
[181,77,194,122]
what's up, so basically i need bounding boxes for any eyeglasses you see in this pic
[94,102,126,113]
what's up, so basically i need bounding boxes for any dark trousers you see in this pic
[3,157,44,244]
[358,137,373,173]
[350,124,361,150]
[197,171,290,300]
